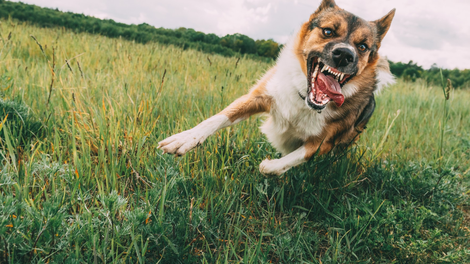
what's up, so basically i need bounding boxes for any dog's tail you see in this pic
[375,55,395,94]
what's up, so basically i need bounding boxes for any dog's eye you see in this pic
[322,28,334,37]
[357,44,368,52]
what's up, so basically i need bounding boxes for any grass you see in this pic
[0,19,469,263]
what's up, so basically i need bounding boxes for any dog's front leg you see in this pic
[259,137,333,176]
[158,114,232,156]
[158,94,271,156]
[158,69,274,156]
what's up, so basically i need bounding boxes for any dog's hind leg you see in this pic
[259,137,333,176]
[259,146,309,176]
[158,68,275,156]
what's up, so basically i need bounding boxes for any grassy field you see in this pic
[0,19,469,263]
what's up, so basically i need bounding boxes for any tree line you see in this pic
[389,61,470,89]
[0,0,468,88]
[0,0,280,61]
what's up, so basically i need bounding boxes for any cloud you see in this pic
[393,10,470,51]
[211,1,272,35]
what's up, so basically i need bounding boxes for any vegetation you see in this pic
[389,60,470,89]
[0,14,469,264]
[1,0,468,87]
[0,0,281,60]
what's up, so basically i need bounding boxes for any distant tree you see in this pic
[220,34,256,54]
[255,39,280,59]
[204,33,220,45]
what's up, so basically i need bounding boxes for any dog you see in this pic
[158,0,396,176]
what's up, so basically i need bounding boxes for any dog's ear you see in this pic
[315,0,337,13]
[373,9,396,42]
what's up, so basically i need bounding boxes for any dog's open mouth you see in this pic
[305,57,354,110]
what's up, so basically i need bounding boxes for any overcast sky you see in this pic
[10,0,470,69]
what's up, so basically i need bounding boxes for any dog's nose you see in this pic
[332,48,355,68]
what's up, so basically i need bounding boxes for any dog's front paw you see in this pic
[259,159,287,176]
[158,129,205,156]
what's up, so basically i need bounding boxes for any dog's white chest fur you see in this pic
[261,42,329,155]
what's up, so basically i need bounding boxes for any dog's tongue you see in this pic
[316,72,345,107]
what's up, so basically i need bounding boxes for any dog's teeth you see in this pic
[313,63,320,78]
[321,65,327,72]
[340,73,345,81]
[318,58,322,63]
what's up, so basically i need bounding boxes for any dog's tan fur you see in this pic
[159,0,396,175]
[220,68,275,123]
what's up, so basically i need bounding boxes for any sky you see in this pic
[10,0,470,69]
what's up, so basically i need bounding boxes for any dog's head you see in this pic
[295,0,395,110]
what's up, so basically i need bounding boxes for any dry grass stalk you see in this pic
[46,46,56,106]
[65,59,73,73]
[77,60,84,78]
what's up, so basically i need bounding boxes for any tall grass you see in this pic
[0,19,469,263]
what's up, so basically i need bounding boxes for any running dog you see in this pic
[158,0,396,176]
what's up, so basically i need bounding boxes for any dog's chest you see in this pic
[260,103,330,154]
[265,76,330,141]
[273,100,329,138]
